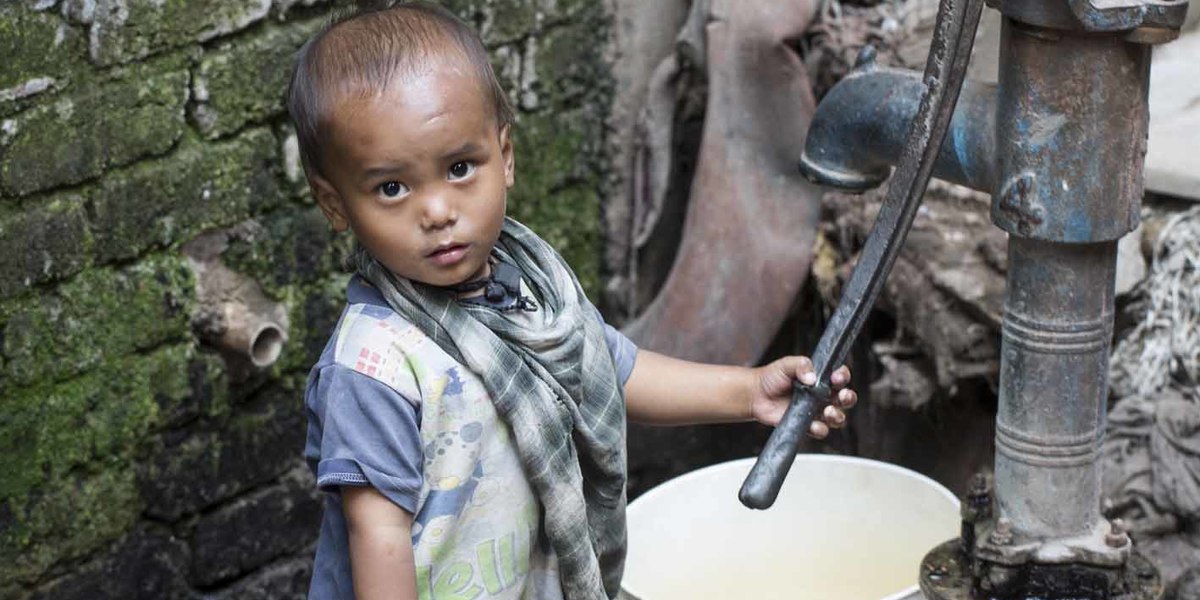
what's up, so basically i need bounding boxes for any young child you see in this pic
[290,3,857,600]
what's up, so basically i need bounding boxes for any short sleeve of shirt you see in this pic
[587,302,637,385]
[603,321,637,385]
[308,363,424,514]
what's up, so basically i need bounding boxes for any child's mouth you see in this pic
[428,243,470,266]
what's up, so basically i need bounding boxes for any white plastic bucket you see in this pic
[620,456,960,600]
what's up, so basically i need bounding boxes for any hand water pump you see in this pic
[739,0,1190,595]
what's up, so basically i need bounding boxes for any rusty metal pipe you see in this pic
[920,11,1163,600]
[985,15,1149,554]
[996,237,1116,542]
[191,265,290,369]
[991,20,1149,243]
[783,0,1174,593]
[798,61,998,193]
[209,294,289,368]
[184,227,290,369]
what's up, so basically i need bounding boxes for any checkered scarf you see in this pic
[354,218,627,600]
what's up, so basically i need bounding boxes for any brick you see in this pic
[0,195,92,299]
[158,350,230,429]
[0,470,140,587]
[0,344,193,504]
[278,126,310,196]
[190,464,321,587]
[0,2,88,116]
[221,207,348,297]
[30,526,191,600]
[277,274,349,374]
[0,54,190,196]
[191,19,323,138]
[204,556,312,600]
[499,1,548,43]
[88,128,283,263]
[139,383,306,521]
[0,255,194,387]
[465,0,600,45]
[87,0,272,67]
[0,343,201,587]
[271,0,333,19]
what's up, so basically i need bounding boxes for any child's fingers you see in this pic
[808,420,830,439]
[830,365,852,388]
[793,356,817,386]
[837,388,857,409]
[823,405,846,428]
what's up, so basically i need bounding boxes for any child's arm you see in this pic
[343,487,418,600]
[623,350,856,437]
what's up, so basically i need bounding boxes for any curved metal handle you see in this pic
[738,0,985,510]
[740,383,826,508]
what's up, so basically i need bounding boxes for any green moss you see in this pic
[0,341,201,584]
[0,469,140,586]
[0,195,93,300]
[505,6,613,298]
[0,52,191,196]
[89,128,283,262]
[481,0,542,43]
[0,254,194,387]
[534,11,612,112]
[90,0,272,67]
[172,350,232,424]
[0,343,195,505]
[0,3,88,115]
[271,274,349,374]
[191,17,325,138]
[220,206,351,298]
[508,112,602,296]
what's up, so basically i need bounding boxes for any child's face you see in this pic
[310,63,514,287]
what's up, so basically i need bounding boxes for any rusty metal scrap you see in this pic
[621,0,826,367]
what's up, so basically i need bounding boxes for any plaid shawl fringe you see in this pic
[354,218,628,600]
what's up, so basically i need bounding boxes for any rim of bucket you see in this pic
[623,455,960,600]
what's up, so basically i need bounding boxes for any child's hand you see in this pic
[749,356,857,439]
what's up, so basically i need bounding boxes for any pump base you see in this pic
[919,539,1163,600]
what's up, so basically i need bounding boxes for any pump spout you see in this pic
[798,60,998,194]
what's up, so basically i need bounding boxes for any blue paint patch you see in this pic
[460,421,483,443]
[1065,204,1095,241]
[444,367,464,395]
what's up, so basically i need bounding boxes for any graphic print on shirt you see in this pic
[335,306,427,403]
[334,305,562,599]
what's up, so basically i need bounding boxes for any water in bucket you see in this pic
[620,456,961,600]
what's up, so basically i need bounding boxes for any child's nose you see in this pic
[420,191,458,230]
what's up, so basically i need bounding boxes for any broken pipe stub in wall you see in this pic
[183,225,289,369]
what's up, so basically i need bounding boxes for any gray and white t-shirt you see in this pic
[304,276,636,600]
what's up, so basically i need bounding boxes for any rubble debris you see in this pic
[1111,205,1200,399]
[799,0,931,98]
[817,180,1005,395]
[1103,204,1200,590]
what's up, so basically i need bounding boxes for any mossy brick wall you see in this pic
[0,0,612,597]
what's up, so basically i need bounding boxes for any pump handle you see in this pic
[739,0,985,510]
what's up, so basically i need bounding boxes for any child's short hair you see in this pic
[287,1,515,177]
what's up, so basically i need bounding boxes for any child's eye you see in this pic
[378,181,409,199]
[448,161,476,181]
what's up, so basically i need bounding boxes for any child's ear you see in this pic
[499,125,515,188]
[309,174,350,232]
